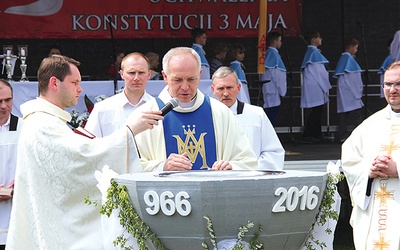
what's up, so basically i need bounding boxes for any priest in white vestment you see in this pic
[342,61,400,250]
[211,66,284,170]
[133,47,258,172]
[6,55,163,250]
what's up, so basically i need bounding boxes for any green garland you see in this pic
[303,172,344,249]
[85,179,166,250]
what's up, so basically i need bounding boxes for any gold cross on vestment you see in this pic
[380,140,400,155]
[374,184,395,207]
[373,234,390,250]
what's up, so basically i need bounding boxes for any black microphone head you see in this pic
[160,98,180,116]
[170,98,179,108]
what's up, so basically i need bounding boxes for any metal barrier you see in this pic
[246,69,385,136]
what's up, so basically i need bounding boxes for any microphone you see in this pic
[160,98,179,116]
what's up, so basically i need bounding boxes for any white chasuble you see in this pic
[342,107,400,250]
[6,98,141,250]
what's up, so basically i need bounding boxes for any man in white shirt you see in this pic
[211,66,285,170]
[0,79,22,250]
[85,52,153,137]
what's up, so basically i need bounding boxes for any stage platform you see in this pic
[281,133,341,163]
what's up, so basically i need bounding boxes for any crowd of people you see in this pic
[2,28,400,249]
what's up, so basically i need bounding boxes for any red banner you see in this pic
[0,0,301,39]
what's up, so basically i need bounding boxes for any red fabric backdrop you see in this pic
[0,0,301,39]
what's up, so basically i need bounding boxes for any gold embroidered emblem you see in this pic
[380,140,400,155]
[173,125,209,169]
[373,234,390,250]
[374,182,395,207]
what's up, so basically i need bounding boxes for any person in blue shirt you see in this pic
[229,45,250,104]
[191,28,210,79]
[261,31,287,126]
[300,31,332,143]
[334,38,364,143]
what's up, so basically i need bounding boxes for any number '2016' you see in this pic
[272,186,320,213]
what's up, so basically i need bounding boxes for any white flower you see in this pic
[94,165,119,202]
[326,160,342,184]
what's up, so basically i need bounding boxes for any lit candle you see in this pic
[20,48,25,57]
[6,49,11,57]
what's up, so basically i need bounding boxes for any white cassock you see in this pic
[0,122,22,245]
[261,66,287,109]
[133,87,258,171]
[300,45,331,109]
[334,52,364,113]
[261,47,287,109]
[85,91,153,137]
[229,100,285,170]
[342,105,400,250]
[300,63,331,109]
[6,98,142,250]
[336,73,364,113]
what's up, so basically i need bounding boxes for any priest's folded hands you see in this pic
[370,154,399,178]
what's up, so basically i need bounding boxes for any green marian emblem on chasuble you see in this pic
[173,125,209,169]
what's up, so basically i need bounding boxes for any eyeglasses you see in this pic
[382,81,400,90]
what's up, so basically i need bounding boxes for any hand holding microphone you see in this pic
[126,98,179,135]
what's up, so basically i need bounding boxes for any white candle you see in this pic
[20,48,25,57]
[6,49,11,57]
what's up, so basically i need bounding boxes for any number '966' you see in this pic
[144,190,191,216]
